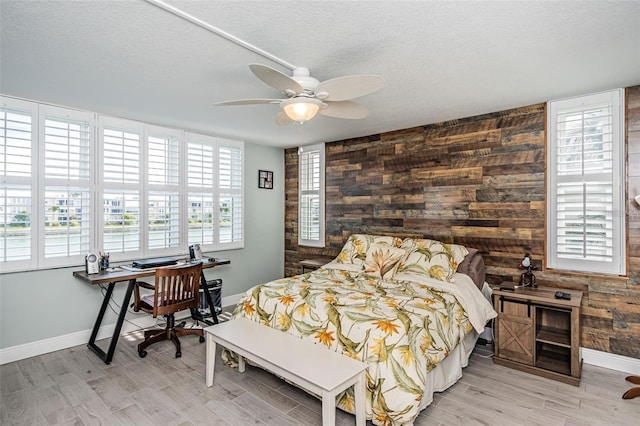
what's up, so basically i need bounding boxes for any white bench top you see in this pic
[205,317,366,393]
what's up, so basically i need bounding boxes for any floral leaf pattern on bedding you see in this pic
[228,268,473,425]
[329,234,404,270]
[364,243,407,279]
[396,238,469,283]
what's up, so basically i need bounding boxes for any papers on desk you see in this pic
[120,265,149,272]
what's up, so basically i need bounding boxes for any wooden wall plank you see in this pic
[284,88,640,360]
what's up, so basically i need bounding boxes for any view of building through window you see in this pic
[0,96,244,272]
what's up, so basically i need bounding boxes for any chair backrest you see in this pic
[152,262,203,317]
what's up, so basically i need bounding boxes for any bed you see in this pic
[226,234,497,425]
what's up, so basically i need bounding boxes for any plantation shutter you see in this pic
[41,105,93,262]
[147,127,181,251]
[298,143,324,247]
[547,89,624,275]
[218,140,243,246]
[187,134,217,246]
[100,117,142,256]
[0,98,36,269]
[0,96,246,273]
[103,125,140,184]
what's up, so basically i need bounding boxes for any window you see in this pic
[0,97,36,271]
[147,126,181,253]
[186,134,243,250]
[99,117,142,257]
[0,96,244,273]
[547,89,625,275]
[298,143,324,247]
[218,140,244,246]
[187,134,216,246]
[41,105,94,268]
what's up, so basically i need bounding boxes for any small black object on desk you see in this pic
[555,291,571,300]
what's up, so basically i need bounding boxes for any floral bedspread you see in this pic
[229,267,483,425]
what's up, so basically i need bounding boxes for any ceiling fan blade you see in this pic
[213,98,281,106]
[316,75,384,102]
[276,111,294,126]
[249,64,303,95]
[319,101,370,119]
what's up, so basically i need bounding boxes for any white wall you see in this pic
[0,142,284,353]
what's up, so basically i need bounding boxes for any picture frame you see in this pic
[258,170,273,189]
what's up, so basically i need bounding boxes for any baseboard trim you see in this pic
[0,292,245,365]
[9,291,635,374]
[0,313,160,365]
[582,348,640,375]
[222,293,243,309]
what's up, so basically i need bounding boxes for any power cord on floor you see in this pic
[98,284,203,331]
[473,344,495,359]
[98,283,151,331]
[473,318,496,359]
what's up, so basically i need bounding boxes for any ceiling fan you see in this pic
[214,64,385,125]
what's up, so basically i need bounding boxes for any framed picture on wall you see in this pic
[259,170,273,189]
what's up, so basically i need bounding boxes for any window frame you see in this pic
[98,116,144,262]
[145,125,182,256]
[546,89,626,276]
[0,97,38,272]
[39,104,95,270]
[185,133,244,251]
[216,138,244,250]
[298,143,325,248]
[0,95,244,273]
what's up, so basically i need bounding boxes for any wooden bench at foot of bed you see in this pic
[204,317,367,426]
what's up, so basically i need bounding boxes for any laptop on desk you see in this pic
[131,257,178,269]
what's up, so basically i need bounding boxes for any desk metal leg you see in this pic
[87,278,136,364]
[87,281,115,358]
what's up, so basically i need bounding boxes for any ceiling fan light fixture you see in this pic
[281,97,323,123]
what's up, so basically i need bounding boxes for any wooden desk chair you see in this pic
[132,262,204,358]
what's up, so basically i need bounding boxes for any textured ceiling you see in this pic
[1,0,639,148]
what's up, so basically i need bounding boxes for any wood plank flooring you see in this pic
[1,326,639,425]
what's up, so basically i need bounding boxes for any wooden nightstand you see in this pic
[493,285,583,386]
[300,259,327,273]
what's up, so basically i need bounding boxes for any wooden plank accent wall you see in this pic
[285,86,640,359]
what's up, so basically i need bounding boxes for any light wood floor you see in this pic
[1,326,639,425]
